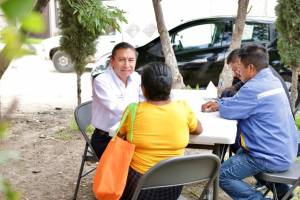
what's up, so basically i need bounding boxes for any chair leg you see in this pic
[263,188,271,197]
[198,174,218,200]
[229,146,233,157]
[73,144,88,200]
[272,183,278,200]
[281,178,300,200]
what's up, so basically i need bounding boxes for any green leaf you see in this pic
[21,11,45,34]
[0,0,8,5]
[1,26,23,59]
[1,0,34,21]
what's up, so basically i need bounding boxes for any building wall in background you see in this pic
[0,0,275,40]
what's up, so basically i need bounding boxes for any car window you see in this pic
[223,22,270,46]
[172,23,223,52]
[242,23,269,42]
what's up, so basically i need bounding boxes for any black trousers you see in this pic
[91,128,112,159]
[121,167,182,200]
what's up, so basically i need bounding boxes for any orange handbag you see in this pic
[93,103,138,200]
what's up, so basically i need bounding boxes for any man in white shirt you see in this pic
[91,42,142,158]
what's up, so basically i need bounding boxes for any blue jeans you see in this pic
[219,149,271,200]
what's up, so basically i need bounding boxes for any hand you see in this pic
[201,101,219,112]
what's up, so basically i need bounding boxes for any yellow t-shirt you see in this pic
[119,100,198,174]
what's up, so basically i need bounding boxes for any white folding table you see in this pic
[171,89,237,199]
[171,89,237,157]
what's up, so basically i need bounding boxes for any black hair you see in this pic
[111,42,137,58]
[226,48,240,64]
[141,62,173,101]
[239,43,269,72]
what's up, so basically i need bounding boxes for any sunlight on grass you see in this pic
[53,130,72,140]
[70,118,79,131]
[70,117,94,136]
[295,115,300,130]
[293,186,300,200]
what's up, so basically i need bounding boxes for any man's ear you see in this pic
[248,64,258,77]
[110,57,114,67]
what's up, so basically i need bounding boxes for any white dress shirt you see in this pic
[92,67,143,132]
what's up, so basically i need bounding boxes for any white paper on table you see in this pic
[203,81,218,99]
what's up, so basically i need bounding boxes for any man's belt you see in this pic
[94,128,109,136]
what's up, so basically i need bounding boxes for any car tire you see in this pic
[52,50,75,73]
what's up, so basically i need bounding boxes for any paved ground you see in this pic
[0,55,92,112]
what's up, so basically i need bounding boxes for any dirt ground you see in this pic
[0,107,93,200]
[0,106,233,200]
[1,107,299,200]
[0,55,232,200]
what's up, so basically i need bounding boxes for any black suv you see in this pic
[92,16,297,101]
[135,16,292,88]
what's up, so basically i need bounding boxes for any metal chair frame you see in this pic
[131,154,221,200]
[257,161,300,200]
[73,101,98,200]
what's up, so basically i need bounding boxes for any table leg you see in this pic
[213,174,219,200]
[212,144,228,163]
[212,144,228,200]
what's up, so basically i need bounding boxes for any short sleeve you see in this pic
[182,101,198,132]
[119,110,130,135]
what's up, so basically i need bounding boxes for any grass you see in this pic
[52,116,96,141]
[295,115,300,130]
[52,130,73,140]
[69,117,94,136]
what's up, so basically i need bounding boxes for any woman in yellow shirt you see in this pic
[119,62,202,200]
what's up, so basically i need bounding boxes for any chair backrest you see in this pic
[74,101,96,155]
[131,154,221,200]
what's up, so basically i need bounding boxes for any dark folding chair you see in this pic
[131,154,221,200]
[73,101,98,200]
[256,132,300,200]
[256,161,300,200]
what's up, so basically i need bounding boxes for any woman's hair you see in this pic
[141,62,173,101]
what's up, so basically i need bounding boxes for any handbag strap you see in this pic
[114,103,138,143]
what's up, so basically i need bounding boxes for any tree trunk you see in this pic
[33,0,51,12]
[217,0,249,96]
[290,65,299,113]
[76,72,82,105]
[152,0,185,89]
[0,0,50,79]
